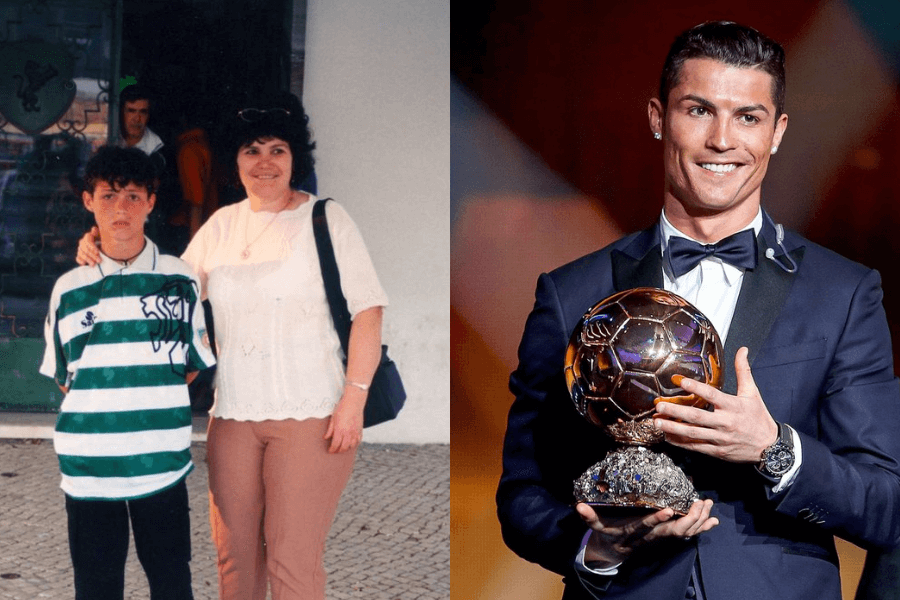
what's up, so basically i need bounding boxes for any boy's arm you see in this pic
[186,371,199,385]
[40,283,70,389]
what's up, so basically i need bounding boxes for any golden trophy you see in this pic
[565,288,723,514]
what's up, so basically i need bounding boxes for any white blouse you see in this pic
[181,195,389,421]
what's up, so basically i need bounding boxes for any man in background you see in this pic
[118,84,164,156]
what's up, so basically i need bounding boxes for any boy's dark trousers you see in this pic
[65,478,193,600]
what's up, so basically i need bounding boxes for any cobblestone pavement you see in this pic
[0,440,449,599]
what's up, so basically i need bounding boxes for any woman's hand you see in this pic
[76,226,102,266]
[325,306,383,453]
[324,385,366,453]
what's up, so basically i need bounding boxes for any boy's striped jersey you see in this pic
[40,239,215,499]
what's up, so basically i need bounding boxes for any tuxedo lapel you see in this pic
[721,218,805,394]
[611,226,663,291]
[609,217,804,394]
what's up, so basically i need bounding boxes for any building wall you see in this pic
[299,0,449,443]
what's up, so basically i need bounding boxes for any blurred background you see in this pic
[451,1,900,598]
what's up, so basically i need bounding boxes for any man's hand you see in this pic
[576,500,718,568]
[76,226,102,266]
[653,346,778,463]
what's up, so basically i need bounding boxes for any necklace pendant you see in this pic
[241,248,250,259]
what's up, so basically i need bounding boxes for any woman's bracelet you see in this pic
[346,380,370,391]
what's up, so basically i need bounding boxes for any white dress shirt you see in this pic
[659,208,761,342]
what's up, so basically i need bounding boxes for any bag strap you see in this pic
[312,198,352,355]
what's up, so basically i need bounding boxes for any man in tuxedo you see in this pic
[497,21,900,600]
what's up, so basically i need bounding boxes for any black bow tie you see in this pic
[665,229,758,278]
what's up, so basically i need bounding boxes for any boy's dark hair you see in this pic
[223,91,316,189]
[660,21,786,120]
[83,146,158,195]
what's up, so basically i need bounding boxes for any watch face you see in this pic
[765,445,794,476]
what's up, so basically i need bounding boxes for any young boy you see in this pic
[40,145,215,600]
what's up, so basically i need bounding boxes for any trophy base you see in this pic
[580,503,658,518]
[574,446,699,515]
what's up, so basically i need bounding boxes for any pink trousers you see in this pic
[207,417,356,600]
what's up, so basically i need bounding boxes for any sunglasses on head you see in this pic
[237,108,291,122]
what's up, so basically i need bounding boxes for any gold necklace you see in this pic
[241,206,283,260]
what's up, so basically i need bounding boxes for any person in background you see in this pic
[119,84,165,156]
[175,113,217,238]
[167,103,220,255]
[118,84,164,156]
[857,536,900,598]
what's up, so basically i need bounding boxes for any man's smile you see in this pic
[698,163,739,174]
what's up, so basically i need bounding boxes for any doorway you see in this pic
[0,0,298,412]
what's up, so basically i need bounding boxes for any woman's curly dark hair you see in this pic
[223,91,316,190]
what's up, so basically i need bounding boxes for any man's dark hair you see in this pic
[83,145,158,195]
[659,21,786,119]
[120,84,153,106]
[118,84,154,133]
[223,91,316,189]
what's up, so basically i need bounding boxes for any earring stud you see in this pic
[653,132,661,140]
[771,146,778,154]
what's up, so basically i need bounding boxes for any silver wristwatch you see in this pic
[757,421,795,480]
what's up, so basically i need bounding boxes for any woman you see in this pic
[79,93,387,600]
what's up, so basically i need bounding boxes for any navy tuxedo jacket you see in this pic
[497,214,900,600]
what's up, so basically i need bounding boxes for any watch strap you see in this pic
[756,421,795,481]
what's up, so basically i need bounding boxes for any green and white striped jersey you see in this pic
[40,239,215,500]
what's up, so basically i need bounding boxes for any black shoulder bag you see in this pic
[312,198,406,427]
